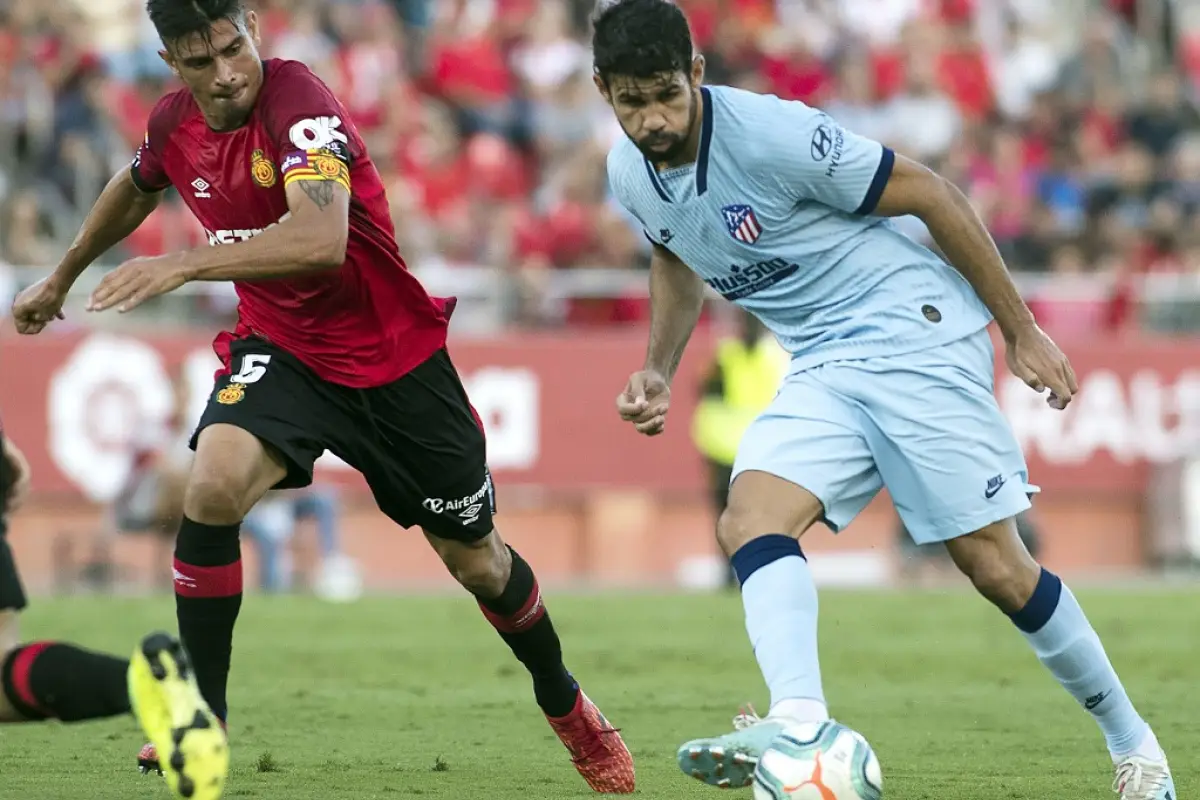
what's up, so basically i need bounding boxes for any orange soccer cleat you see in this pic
[546,691,635,794]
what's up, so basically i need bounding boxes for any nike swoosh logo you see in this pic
[984,482,1005,499]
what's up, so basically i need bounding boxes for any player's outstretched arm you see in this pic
[179,178,350,282]
[86,176,350,314]
[871,156,1032,340]
[616,243,707,437]
[871,154,1078,408]
[10,169,160,333]
[644,243,706,382]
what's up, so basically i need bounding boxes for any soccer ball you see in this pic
[314,554,364,603]
[752,721,883,800]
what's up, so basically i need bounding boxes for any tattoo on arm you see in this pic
[300,180,337,210]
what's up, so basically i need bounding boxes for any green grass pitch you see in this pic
[4,588,1196,799]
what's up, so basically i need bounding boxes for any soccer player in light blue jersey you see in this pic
[592,2,1175,798]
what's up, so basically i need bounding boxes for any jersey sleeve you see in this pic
[759,97,894,216]
[261,63,359,196]
[130,99,175,193]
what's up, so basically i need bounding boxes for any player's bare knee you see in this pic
[946,519,1041,613]
[716,507,765,557]
[965,557,1033,612]
[184,424,287,523]
[427,529,511,598]
[716,471,824,557]
[182,472,256,524]
[716,506,812,558]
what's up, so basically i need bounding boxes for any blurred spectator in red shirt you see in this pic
[3,0,1200,333]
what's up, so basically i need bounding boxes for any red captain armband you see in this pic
[280,142,352,194]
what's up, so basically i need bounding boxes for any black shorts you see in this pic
[0,524,27,613]
[191,338,495,542]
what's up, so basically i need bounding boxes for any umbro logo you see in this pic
[172,567,197,588]
[1083,690,1111,711]
[459,503,483,525]
[660,228,674,244]
[984,474,1006,499]
[191,178,212,198]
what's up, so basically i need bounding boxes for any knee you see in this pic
[184,425,288,524]
[715,472,824,558]
[434,532,511,598]
[717,504,810,558]
[953,541,1040,613]
[716,506,761,558]
[183,474,253,525]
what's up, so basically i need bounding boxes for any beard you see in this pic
[635,133,690,162]
[204,92,255,132]
[631,90,699,164]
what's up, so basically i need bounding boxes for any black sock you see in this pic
[477,547,579,718]
[174,516,242,722]
[1,642,131,722]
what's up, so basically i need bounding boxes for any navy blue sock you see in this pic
[730,534,804,586]
[1007,567,1062,633]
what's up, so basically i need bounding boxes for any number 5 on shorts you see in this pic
[231,354,272,384]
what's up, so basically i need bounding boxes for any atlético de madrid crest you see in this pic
[721,204,763,245]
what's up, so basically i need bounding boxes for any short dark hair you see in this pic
[592,0,694,83]
[146,0,246,45]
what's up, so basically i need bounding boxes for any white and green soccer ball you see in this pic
[752,721,883,800]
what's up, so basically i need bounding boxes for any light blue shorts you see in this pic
[732,329,1036,545]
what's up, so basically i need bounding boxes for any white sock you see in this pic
[769,697,830,724]
[1119,729,1166,765]
[1010,570,1154,760]
[732,536,828,722]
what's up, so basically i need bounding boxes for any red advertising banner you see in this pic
[1,329,1198,502]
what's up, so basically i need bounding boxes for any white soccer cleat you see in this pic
[676,705,789,789]
[1114,755,1176,800]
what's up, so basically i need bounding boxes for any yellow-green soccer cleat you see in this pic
[128,633,229,800]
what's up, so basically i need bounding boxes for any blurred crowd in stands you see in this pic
[2,0,1200,331]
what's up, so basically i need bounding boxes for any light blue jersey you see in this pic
[632,93,1165,799]
[609,85,1034,544]
[607,85,992,374]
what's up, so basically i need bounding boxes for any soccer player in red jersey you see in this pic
[0,419,228,800]
[10,0,634,794]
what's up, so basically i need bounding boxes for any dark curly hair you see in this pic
[146,0,246,45]
[591,0,694,83]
